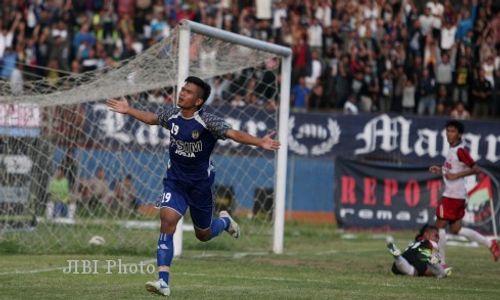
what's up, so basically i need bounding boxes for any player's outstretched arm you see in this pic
[444,164,481,180]
[225,129,280,151]
[106,98,159,125]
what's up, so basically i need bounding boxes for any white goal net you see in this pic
[0,21,291,255]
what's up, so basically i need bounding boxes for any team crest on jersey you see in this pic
[191,130,200,139]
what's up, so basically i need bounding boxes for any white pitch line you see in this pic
[2,257,500,295]
[0,259,156,276]
[0,267,64,276]
[0,248,403,276]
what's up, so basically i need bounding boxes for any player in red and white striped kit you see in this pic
[429,120,499,264]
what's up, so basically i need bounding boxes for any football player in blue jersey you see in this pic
[107,76,280,297]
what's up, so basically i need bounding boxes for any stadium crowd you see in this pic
[1,0,500,118]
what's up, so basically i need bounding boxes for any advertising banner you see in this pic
[83,104,500,165]
[334,158,500,233]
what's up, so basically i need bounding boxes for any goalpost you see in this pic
[173,21,291,256]
[0,20,291,255]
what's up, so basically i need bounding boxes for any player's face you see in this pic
[178,82,203,109]
[446,126,461,146]
[424,229,439,243]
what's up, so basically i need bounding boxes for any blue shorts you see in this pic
[53,202,68,218]
[156,173,215,230]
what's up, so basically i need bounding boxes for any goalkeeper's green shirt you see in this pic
[48,177,70,203]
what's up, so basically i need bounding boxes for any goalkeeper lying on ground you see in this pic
[387,224,452,278]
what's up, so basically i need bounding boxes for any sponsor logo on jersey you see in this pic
[171,137,203,158]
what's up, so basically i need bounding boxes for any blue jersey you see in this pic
[157,106,231,181]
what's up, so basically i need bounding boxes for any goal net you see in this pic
[0,21,291,255]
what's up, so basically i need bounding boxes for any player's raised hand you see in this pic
[260,131,280,151]
[429,165,442,174]
[106,97,129,114]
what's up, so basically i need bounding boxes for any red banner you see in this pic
[335,158,499,233]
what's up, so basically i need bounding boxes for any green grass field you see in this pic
[1,222,500,299]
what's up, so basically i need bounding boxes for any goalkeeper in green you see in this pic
[387,224,451,278]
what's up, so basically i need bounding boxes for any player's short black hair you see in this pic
[415,224,438,241]
[445,120,465,134]
[185,76,211,103]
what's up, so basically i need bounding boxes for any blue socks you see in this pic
[157,233,173,284]
[209,217,230,239]
[159,271,169,284]
[156,217,231,283]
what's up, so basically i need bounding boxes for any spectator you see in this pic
[407,56,424,86]
[419,7,435,36]
[315,0,332,28]
[230,94,246,107]
[272,1,287,37]
[364,66,379,112]
[402,78,416,114]
[292,37,310,84]
[335,53,351,109]
[426,0,444,36]
[471,69,493,118]
[435,49,456,94]
[440,20,456,50]
[208,76,230,105]
[118,0,136,17]
[309,83,327,110]
[0,0,497,121]
[10,62,23,93]
[435,101,447,116]
[73,23,96,54]
[417,69,437,115]
[147,88,173,105]
[351,71,371,111]
[453,56,471,105]
[483,55,495,87]
[86,167,113,211]
[492,11,500,47]
[238,7,256,38]
[46,166,75,219]
[150,11,171,40]
[392,65,406,112]
[49,20,70,70]
[437,84,453,111]
[343,95,359,115]
[62,148,79,191]
[255,19,272,41]
[361,0,378,31]
[456,0,478,41]
[494,69,500,117]
[1,47,17,80]
[423,34,438,67]
[255,0,272,21]
[307,18,323,54]
[450,101,471,120]
[380,70,394,113]
[114,174,138,213]
[291,76,310,111]
[305,49,322,89]
[0,13,20,59]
